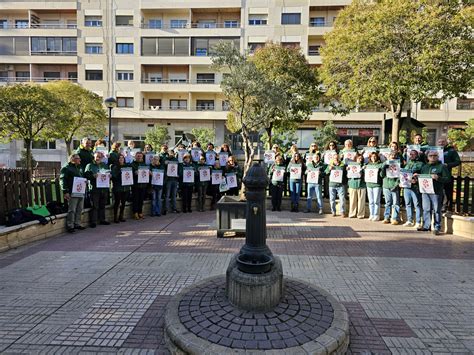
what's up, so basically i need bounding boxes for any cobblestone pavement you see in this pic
[0,211,473,354]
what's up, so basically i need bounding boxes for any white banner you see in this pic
[418,175,435,194]
[272,167,285,182]
[399,169,412,188]
[218,153,228,167]
[71,177,87,197]
[264,151,276,164]
[205,151,216,166]
[151,169,164,186]
[96,171,110,188]
[289,165,302,180]
[306,169,320,184]
[199,167,211,182]
[166,162,178,177]
[386,160,400,179]
[212,171,223,185]
[347,164,361,179]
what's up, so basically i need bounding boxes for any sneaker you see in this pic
[74,225,86,230]
[417,227,430,232]
[403,221,414,227]
[383,219,391,224]
[332,213,337,217]
[433,229,440,236]
[319,209,323,215]
[358,216,365,219]
[368,216,373,221]
[415,223,422,229]
[391,220,400,225]
[373,217,380,221]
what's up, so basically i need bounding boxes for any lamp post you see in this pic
[104,97,117,150]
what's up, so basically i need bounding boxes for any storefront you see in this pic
[335,125,381,147]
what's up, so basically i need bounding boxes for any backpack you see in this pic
[26,205,56,225]
[5,208,49,227]
[46,201,67,215]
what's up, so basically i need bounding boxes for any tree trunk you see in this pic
[390,103,402,143]
[266,123,273,150]
[65,139,72,157]
[24,139,32,174]
[240,126,255,200]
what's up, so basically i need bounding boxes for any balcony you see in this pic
[0,23,77,37]
[308,18,334,36]
[140,0,242,9]
[0,76,77,85]
[138,105,229,120]
[309,0,350,5]
[140,22,241,37]
[140,78,221,92]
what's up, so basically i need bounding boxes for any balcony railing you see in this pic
[0,23,77,29]
[31,51,77,56]
[141,78,218,84]
[140,22,240,29]
[309,18,335,27]
[308,49,321,56]
[143,105,230,111]
[0,77,78,83]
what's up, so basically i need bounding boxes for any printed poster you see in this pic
[199,167,211,182]
[151,169,164,186]
[212,171,223,185]
[177,149,186,163]
[305,154,313,165]
[386,160,400,179]
[399,169,412,188]
[138,167,150,183]
[166,162,178,177]
[329,169,343,184]
[324,150,338,165]
[71,177,87,197]
[183,167,195,183]
[418,174,435,194]
[264,151,275,164]
[347,163,361,179]
[407,145,422,159]
[289,165,302,180]
[145,153,155,165]
[226,173,237,188]
[343,150,356,163]
[379,148,391,162]
[205,151,216,166]
[306,169,320,184]
[96,171,110,188]
[272,166,285,182]
[191,148,202,162]
[121,167,133,186]
[365,167,379,184]
[219,180,229,192]
[219,153,228,167]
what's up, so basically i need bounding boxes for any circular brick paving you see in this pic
[176,276,334,350]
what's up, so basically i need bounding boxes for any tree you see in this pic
[313,120,338,149]
[252,43,321,149]
[144,125,170,150]
[0,84,62,172]
[448,118,474,151]
[260,127,298,154]
[190,127,216,146]
[320,0,474,142]
[45,81,107,156]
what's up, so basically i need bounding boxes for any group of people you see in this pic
[267,134,460,235]
[60,137,242,233]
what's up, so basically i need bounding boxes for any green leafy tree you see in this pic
[313,120,338,149]
[448,118,474,151]
[190,128,216,146]
[45,80,107,156]
[260,127,298,154]
[252,43,321,149]
[320,0,474,142]
[0,84,62,172]
[144,125,170,150]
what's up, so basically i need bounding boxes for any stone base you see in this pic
[226,254,283,312]
[165,275,349,354]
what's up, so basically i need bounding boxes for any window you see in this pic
[281,13,301,25]
[0,20,7,29]
[224,20,238,28]
[196,100,214,111]
[63,38,77,53]
[85,70,103,81]
[148,19,162,29]
[31,140,56,150]
[31,37,77,54]
[117,97,134,108]
[169,73,187,83]
[68,72,77,81]
[116,71,134,81]
[174,130,184,145]
[420,98,442,110]
[309,17,325,27]
[0,71,7,81]
[249,15,267,25]
[192,37,239,56]
[196,73,215,84]
[123,135,145,150]
[15,71,30,81]
[248,42,264,53]
[456,98,474,110]
[308,45,321,56]
[15,20,29,28]
[170,99,187,110]
[148,99,162,110]
[281,42,299,49]
[141,37,189,56]
[116,16,133,26]
[85,43,103,54]
[43,72,60,81]
[116,43,134,54]
[85,16,102,27]
[197,20,216,28]
[170,19,187,28]
[147,73,162,83]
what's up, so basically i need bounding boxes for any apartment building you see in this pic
[0,0,472,168]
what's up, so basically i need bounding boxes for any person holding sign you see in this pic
[164,150,180,214]
[437,137,460,212]
[108,142,121,168]
[205,143,217,167]
[209,161,223,210]
[400,150,424,227]
[60,154,86,233]
[363,136,379,163]
[347,154,366,219]
[75,137,94,171]
[179,153,195,213]
[323,141,339,166]
[325,154,347,217]
[287,153,304,212]
[159,144,170,164]
[382,151,401,225]
[131,152,149,220]
[417,150,450,235]
[340,139,356,164]
[305,153,325,214]
[224,156,242,197]
[150,156,164,217]
[268,155,287,211]
[304,142,319,166]
[85,151,110,228]
[196,155,211,212]
[111,154,132,223]
[365,152,384,221]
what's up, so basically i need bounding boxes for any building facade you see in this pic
[0,0,472,168]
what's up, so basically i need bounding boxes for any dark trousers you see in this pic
[197,184,208,211]
[181,185,193,212]
[90,189,108,224]
[209,185,221,209]
[132,186,147,214]
[443,177,454,211]
[270,184,283,210]
[113,190,129,218]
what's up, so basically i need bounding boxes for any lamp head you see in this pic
[104,97,117,109]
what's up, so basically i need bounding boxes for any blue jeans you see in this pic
[422,193,442,231]
[307,183,323,211]
[367,187,382,218]
[383,188,400,221]
[289,179,301,205]
[404,188,421,223]
[329,185,346,214]
[152,186,163,216]
[165,180,178,211]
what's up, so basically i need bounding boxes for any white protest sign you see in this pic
[145,153,155,165]
[343,150,356,163]
[399,169,412,188]
[324,150,338,165]
[365,167,379,184]
[177,150,186,163]
[183,167,195,183]
[347,164,361,179]
[151,169,164,186]
[137,167,150,183]
[418,175,435,194]
[226,173,238,188]
[264,151,275,164]
[166,162,178,177]
[211,171,223,185]
[272,167,285,182]
[219,153,228,167]
[386,160,400,179]
[289,165,302,180]
[199,167,211,182]
[191,149,201,162]
[71,177,87,197]
[205,151,216,166]
[306,169,320,184]
[121,167,133,186]
[330,169,343,184]
[96,171,110,188]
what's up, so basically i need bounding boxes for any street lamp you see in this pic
[104,97,117,149]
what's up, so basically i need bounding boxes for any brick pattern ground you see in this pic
[0,211,472,353]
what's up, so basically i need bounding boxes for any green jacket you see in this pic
[420,162,450,195]
[76,146,94,170]
[305,162,325,185]
[59,162,83,194]
[179,162,196,186]
[268,162,287,187]
[347,163,366,189]
[403,159,424,191]
[84,162,109,190]
[364,162,385,188]
[325,162,347,188]
[111,163,132,192]
[131,161,150,188]
[108,150,120,168]
[443,145,461,173]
